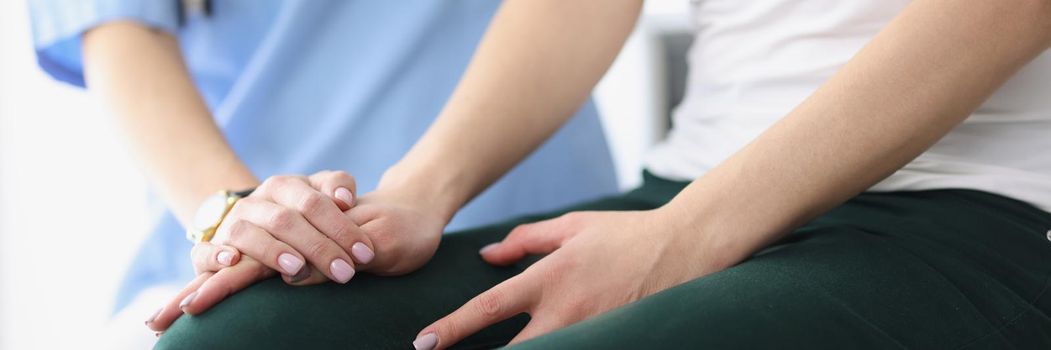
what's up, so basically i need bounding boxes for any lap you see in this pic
[157,186,1051,350]
[155,176,682,350]
[512,190,1051,349]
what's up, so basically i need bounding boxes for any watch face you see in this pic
[193,193,228,232]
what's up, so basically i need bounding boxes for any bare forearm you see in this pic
[380,0,642,220]
[664,0,1051,270]
[82,21,258,224]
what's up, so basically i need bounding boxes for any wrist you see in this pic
[654,188,766,274]
[178,169,259,226]
[377,161,471,224]
[188,174,259,210]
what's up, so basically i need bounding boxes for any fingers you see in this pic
[219,217,305,275]
[480,216,575,266]
[414,275,539,350]
[146,273,210,332]
[224,200,357,284]
[308,170,357,211]
[190,242,240,274]
[179,256,276,315]
[148,257,276,333]
[259,175,377,268]
[259,175,354,245]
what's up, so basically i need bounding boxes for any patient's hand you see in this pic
[340,187,446,275]
[146,172,448,333]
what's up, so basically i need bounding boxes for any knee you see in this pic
[155,278,379,349]
[155,278,299,349]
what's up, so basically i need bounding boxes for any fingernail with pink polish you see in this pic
[179,292,197,311]
[217,250,234,266]
[145,308,162,326]
[351,242,374,264]
[334,187,354,207]
[330,259,355,284]
[479,243,500,255]
[278,253,304,275]
[413,333,438,350]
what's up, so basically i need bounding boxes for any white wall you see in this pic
[0,1,152,349]
[596,0,691,189]
[0,1,690,349]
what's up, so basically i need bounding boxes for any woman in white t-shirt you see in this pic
[149,1,1051,348]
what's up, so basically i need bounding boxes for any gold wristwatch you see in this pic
[186,188,255,243]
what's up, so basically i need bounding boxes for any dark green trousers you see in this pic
[156,172,1051,349]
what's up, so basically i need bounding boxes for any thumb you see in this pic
[480,217,572,266]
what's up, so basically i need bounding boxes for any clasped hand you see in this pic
[147,170,446,331]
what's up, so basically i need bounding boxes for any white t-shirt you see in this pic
[645,0,1051,212]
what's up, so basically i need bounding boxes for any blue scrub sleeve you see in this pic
[28,0,181,87]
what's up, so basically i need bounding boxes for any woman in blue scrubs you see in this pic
[28,0,616,346]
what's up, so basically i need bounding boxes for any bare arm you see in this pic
[663,0,1051,270]
[391,0,1051,255]
[379,0,644,221]
[82,21,258,224]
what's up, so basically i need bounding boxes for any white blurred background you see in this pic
[0,1,690,348]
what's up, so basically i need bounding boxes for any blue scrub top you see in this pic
[29,0,617,312]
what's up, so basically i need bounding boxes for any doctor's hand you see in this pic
[208,171,376,285]
[147,170,367,332]
[204,171,448,280]
[411,208,733,350]
[146,172,450,333]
